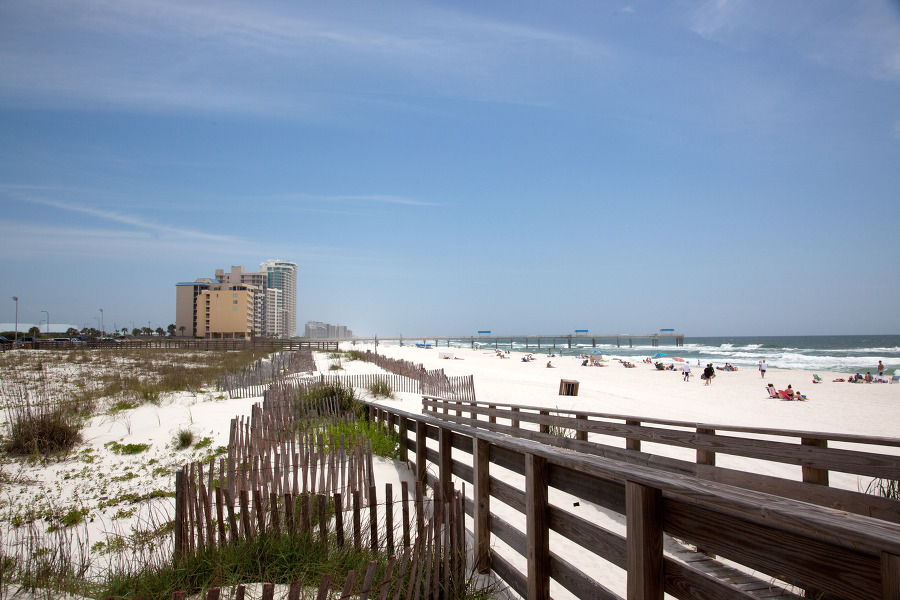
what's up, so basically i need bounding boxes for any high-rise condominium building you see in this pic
[260,259,297,338]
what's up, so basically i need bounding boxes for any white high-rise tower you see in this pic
[260,259,297,337]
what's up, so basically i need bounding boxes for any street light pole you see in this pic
[42,310,49,335]
[12,297,18,342]
[99,308,104,336]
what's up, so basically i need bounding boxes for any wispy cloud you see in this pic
[0,0,607,116]
[6,187,237,243]
[689,1,900,82]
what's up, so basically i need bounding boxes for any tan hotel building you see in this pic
[175,279,255,339]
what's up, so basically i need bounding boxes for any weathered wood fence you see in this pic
[173,383,475,600]
[420,396,900,526]
[171,479,467,600]
[366,400,900,600]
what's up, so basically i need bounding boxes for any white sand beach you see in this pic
[2,344,898,598]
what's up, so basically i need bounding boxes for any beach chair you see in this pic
[766,386,778,398]
[777,390,792,400]
[891,375,900,384]
[812,374,823,384]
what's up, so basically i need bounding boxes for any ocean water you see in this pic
[427,335,900,376]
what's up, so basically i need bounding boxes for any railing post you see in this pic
[525,453,550,600]
[625,419,641,451]
[489,405,497,424]
[575,414,588,441]
[539,410,550,434]
[474,437,491,574]
[801,437,829,486]
[415,420,427,484]
[398,416,408,463]
[511,407,520,429]
[881,552,900,600]
[438,426,452,515]
[626,481,663,600]
[696,428,715,466]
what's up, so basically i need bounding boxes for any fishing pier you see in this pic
[354,331,685,350]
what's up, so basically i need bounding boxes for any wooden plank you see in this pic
[627,481,664,600]
[526,453,550,600]
[664,496,881,600]
[549,552,622,600]
[548,504,627,569]
[697,463,900,525]
[662,558,758,600]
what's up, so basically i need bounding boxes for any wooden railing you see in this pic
[366,401,900,600]
[421,397,900,526]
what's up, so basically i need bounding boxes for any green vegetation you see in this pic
[322,419,399,459]
[101,532,384,600]
[866,478,900,500]
[366,378,394,399]
[104,440,151,455]
[173,427,194,450]
[1,400,84,456]
[293,382,362,416]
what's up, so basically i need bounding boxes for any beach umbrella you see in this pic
[652,352,666,358]
[672,357,684,362]
[592,350,603,354]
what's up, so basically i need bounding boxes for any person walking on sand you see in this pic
[682,362,691,382]
[878,360,885,376]
[703,363,715,386]
[759,360,767,378]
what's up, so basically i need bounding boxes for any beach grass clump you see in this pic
[99,532,385,600]
[294,383,362,416]
[172,427,194,450]
[866,478,899,500]
[322,419,399,459]
[366,378,394,399]
[1,400,84,456]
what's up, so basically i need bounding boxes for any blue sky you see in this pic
[2,1,899,337]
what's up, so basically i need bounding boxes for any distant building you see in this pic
[215,266,268,336]
[305,321,353,339]
[175,258,298,339]
[197,283,255,339]
[175,279,212,337]
[260,259,298,338]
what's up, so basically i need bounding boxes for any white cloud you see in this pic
[0,0,607,116]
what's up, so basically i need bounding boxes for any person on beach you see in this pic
[785,385,794,399]
[759,360,767,378]
[703,364,715,386]
[682,362,691,381]
[546,360,554,368]
[878,361,885,376]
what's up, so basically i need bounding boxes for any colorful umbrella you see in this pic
[652,353,667,358]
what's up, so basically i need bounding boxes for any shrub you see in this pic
[2,401,83,456]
